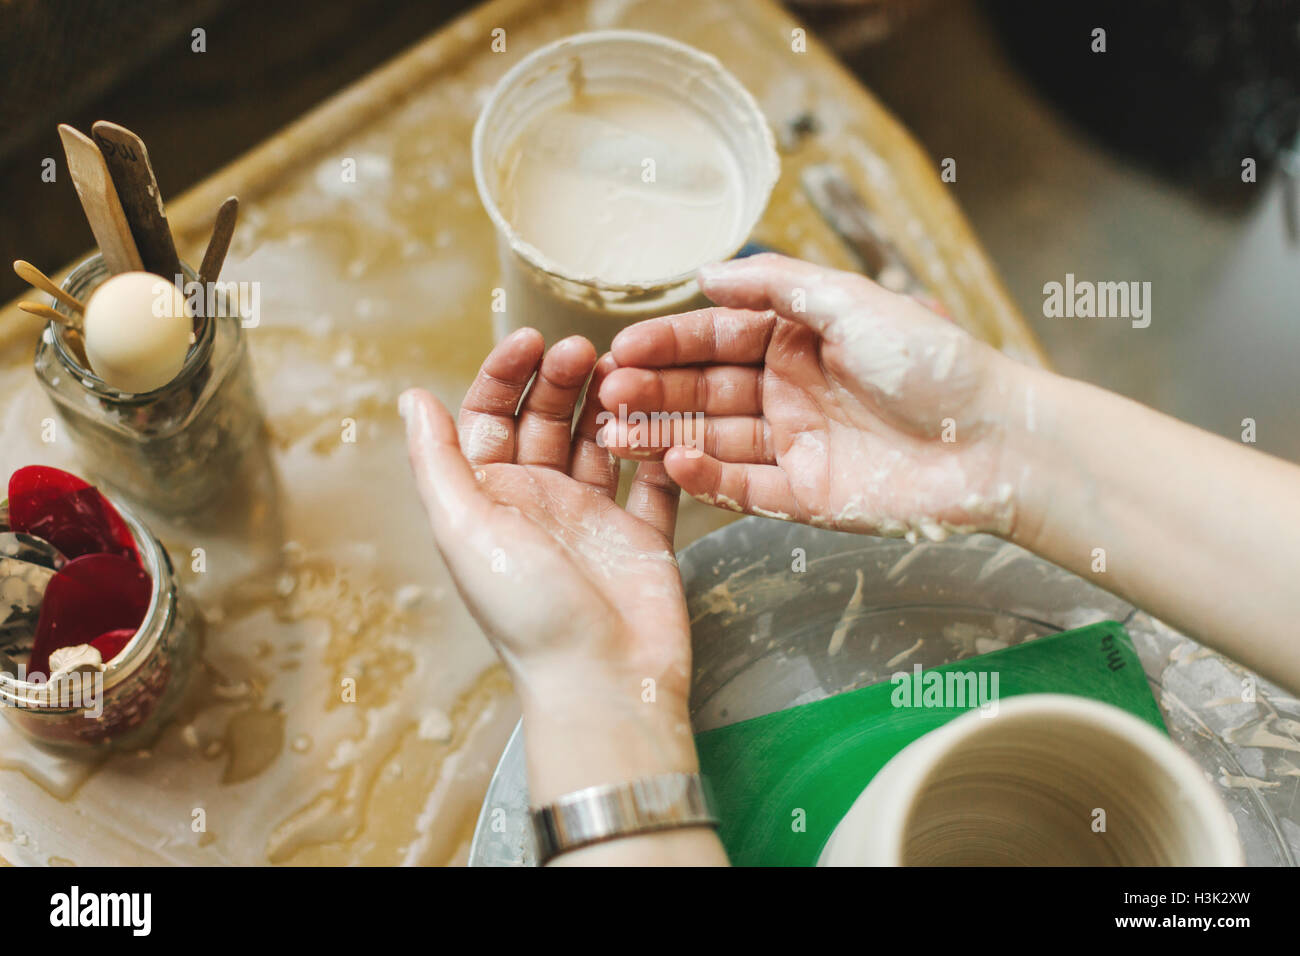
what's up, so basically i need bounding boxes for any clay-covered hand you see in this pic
[400,330,691,717]
[599,253,1023,542]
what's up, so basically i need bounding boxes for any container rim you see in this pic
[827,693,1243,866]
[471,29,780,293]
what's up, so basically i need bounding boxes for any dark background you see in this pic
[1,0,475,302]
[3,0,1297,303]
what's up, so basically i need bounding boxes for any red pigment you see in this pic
[8,465,140,565]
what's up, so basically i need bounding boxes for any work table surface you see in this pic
[0,0,1041,864]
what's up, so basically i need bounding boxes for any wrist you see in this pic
[519,670,697,805]
[981,354,1077,552]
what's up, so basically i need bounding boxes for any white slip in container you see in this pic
[473,30,779,354]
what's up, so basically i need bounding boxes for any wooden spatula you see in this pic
[13,260,85,314]
[57,124,144,275]
[18,301,81,331]
[199,196,239,287]
[91,121,182,282]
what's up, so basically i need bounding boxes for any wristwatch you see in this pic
[530,772,718,864]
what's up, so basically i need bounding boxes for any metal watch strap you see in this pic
[530,772,717,864]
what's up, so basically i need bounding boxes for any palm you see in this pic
[404,330,691,700]
[759,320,1003,537]
[473,464,685,658]
[599,254,1013,542]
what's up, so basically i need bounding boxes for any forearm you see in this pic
[1002,360,1300,693]
[518,671,729,866]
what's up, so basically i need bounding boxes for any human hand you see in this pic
[401,330,700,803]
[599,253,1025,542]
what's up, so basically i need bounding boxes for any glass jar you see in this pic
[0,494,201,751]
[33,255,264,517]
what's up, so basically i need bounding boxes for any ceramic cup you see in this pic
[472,30,779,354]
[818,693,1242,866]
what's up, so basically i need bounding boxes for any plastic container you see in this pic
[472,31,779,353]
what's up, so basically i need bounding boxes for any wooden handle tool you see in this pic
[57,124,144,275]
[13,260,85,314]
[91,121,182,282]
[18,301,81,331]
[198,196,239,286]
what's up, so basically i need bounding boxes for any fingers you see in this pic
[515,336,597,469]
[663,446,804,522]
[601,415,776,465]
[458,327,545,465]
[599,365,763,417]
[609,306,775,368]
[569,353,621,497]
[697,252,883,337]
[401,389,491,540]
[624,460,680,541]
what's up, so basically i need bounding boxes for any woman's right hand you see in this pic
[598,253,1027,543]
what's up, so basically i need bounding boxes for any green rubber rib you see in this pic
[694,620,1163,866]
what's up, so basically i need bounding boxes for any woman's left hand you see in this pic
[401,329,705,810]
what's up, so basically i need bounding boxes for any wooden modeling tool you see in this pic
[18,302,81,331]
[91,122,182,282]
[57,125,144,275]
[13,260,85,314]
[198,196,239,286]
